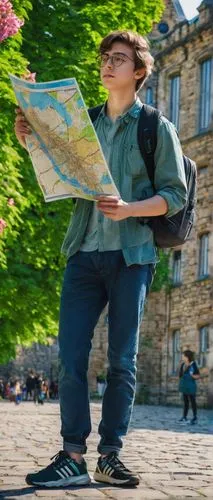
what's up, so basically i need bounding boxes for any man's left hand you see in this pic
[97,196,132,221]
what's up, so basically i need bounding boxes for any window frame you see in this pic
[199,325,209,367]
[169,74,180,130]
[172,250,182,285]
[199,58,212,132]
[198,233,209,279]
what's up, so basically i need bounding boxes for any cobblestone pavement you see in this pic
[0,401,213,499]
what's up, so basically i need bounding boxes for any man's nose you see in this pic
[106,56,113,68]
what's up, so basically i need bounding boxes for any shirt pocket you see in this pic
[124,144,144,177]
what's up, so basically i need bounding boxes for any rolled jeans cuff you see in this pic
[63,441,87,455]
[97,444,121,455]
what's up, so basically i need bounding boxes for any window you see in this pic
[198,233,209,278]
[172,330,181,372]
[199,58,212,131]
[146,87,154,106]
[169,75,180,129]
[198,165,208,176]
[199,326,209,366]
[172,250,182,285]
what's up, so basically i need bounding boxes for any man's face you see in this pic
[99,42,144,92]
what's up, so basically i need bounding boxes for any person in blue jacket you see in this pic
[179,350,200,425]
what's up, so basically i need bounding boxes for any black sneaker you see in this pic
[190,417,198,425]
[178,417,188,424]
[93,452,139,486]
[26,451,91,487]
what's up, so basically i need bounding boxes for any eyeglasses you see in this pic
[97,52,134,68]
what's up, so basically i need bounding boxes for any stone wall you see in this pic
[0,340,59,382]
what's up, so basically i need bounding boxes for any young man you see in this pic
[15,30,187,488]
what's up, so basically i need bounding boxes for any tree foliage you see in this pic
[22,0,164,105]
[0,0,164,363]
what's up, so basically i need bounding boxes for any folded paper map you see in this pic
[10,74,119,202]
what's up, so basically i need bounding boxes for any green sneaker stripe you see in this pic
[67,461,81,476]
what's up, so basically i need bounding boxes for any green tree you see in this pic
[22,0,164,106]
[0,0,164,364]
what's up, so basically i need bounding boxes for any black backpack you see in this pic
[88,104,197,249]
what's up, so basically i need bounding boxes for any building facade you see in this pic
[1,0,213,407]
[137,0,213,406]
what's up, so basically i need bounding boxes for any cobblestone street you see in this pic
[0,401,213,499]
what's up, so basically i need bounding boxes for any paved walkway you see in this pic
[0,401,213,499]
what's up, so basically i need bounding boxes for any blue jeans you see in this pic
[58,250,154,455]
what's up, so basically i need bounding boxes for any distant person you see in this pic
[34,374,44,404]
[4,381,10,399]
[49,380,55,399]
[21,381,27,401]
[42,379,49,400]
[14,380,22,405]
[26,370,36,400]
[49,380,59,399]
[179,350,200,425]
[9,379,16,402]
[0,379,4,399]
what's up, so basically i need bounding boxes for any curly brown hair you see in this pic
[99,30,154,91]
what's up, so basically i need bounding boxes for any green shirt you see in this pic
[61,98,187,266]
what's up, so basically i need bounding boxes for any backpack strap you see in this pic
[137,104,162,188]
[88,104,104,123]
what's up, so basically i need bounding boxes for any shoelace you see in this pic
[51,451,66,462]
[103,453,127,471]
[50,450,73,469]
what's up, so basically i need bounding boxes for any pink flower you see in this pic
[0,218,7,234]
[0,0,24,43]
[7,197,15,206]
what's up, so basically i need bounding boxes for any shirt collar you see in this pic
[100,97,142,120]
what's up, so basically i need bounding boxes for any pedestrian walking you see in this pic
[15,29,187,487]
[178,350,200,425]
[26,370,36,401]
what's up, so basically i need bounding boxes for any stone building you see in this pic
[136,0,213,406]
[90,0,213,406]
[1,0,212,407]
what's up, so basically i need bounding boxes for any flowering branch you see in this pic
[0,0,24,43]
[0,218,7,234]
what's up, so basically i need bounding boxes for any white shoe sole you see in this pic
[93,471,139,486]
[26,473,91,487]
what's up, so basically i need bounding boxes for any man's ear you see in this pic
[134,68,145,81]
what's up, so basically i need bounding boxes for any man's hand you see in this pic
[15,108,32,149]
[97,196,132,221]
[14,71,36,149]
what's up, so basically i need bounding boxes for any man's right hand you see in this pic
[14,108,32,149]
